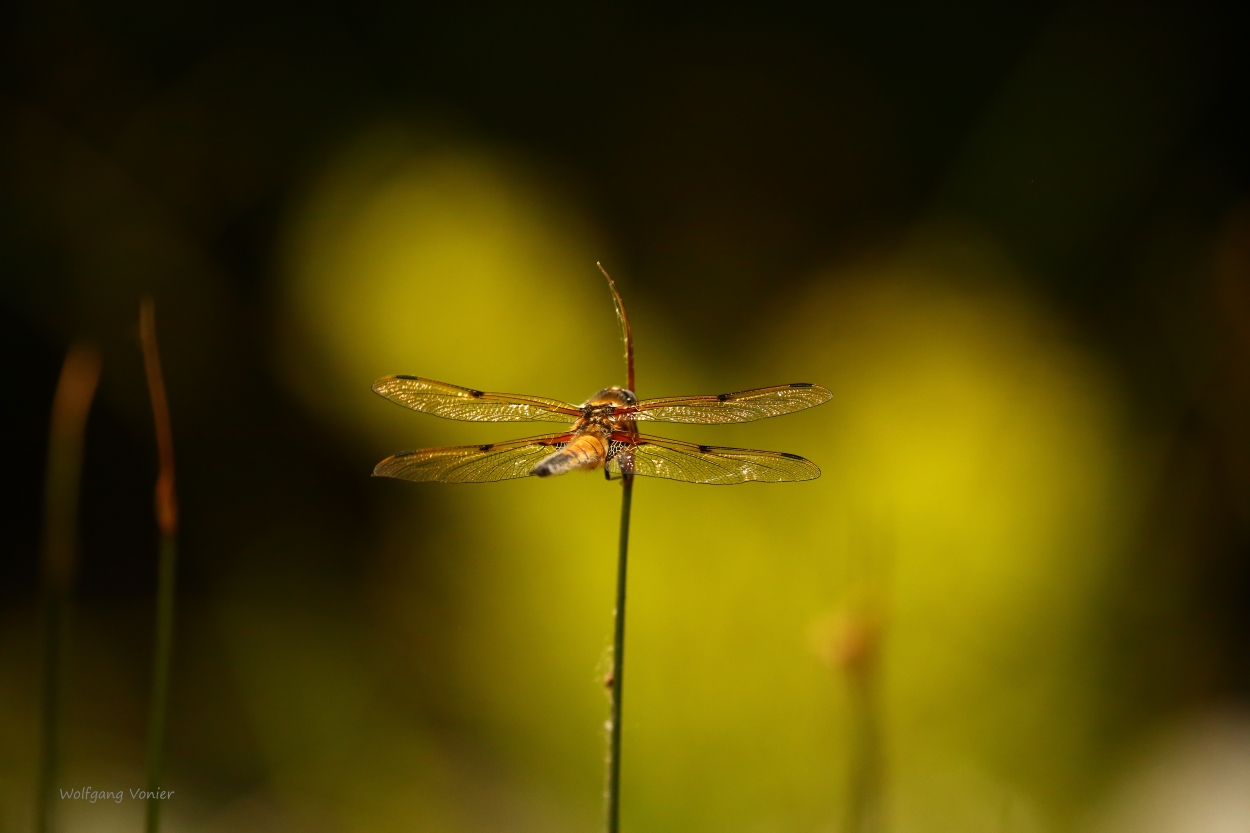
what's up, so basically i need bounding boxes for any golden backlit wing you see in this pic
[605,434,820,484]
[373,376,580,423]
[627,383,832,424]
[373,434,571,483]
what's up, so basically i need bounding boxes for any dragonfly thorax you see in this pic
[577,386,638,434]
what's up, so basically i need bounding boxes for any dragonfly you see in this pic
[370,376,831,485]
[372,264,829,485]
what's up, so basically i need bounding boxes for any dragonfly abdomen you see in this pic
[532,431,608,477]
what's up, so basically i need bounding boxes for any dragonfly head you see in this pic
[585,386,638,408]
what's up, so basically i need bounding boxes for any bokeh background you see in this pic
[3,2,1250,832]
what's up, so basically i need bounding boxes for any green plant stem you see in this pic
[36,343,100,833]
[145,533,177,833]
[607,473,633,833]
[140,298,179,833]
[843,672,882,833]
[36,596,68,833]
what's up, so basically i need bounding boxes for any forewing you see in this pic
[374,434,570,483]
[373,376,580,423]
[605,434,820,484]
[629,383,831,424]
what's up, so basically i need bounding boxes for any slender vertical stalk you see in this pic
[598,262,636,833]
[606,473,633,833]
[597,262,634,393]
[36,343,102,833]
[36,598,67,833]
[822,587,884,833]
[140,298,179,833]
[843,670,882,833]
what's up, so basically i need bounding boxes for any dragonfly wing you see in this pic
[373,376,580,423]
[374,434,571,483]
[629,383,831,424]
[605,434,820,484]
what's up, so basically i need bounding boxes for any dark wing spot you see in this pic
[789,382,814,388]
[699,445,711,453]
[468,389,485,398]
[396,374,419,380]
[717,393,731,402]
[479,444,493,452]
[780,452,806,460]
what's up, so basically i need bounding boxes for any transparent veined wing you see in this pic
[605,433,820,484]
[373,376,581,423]
[627,383,831,424]
[373,433,571,483]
